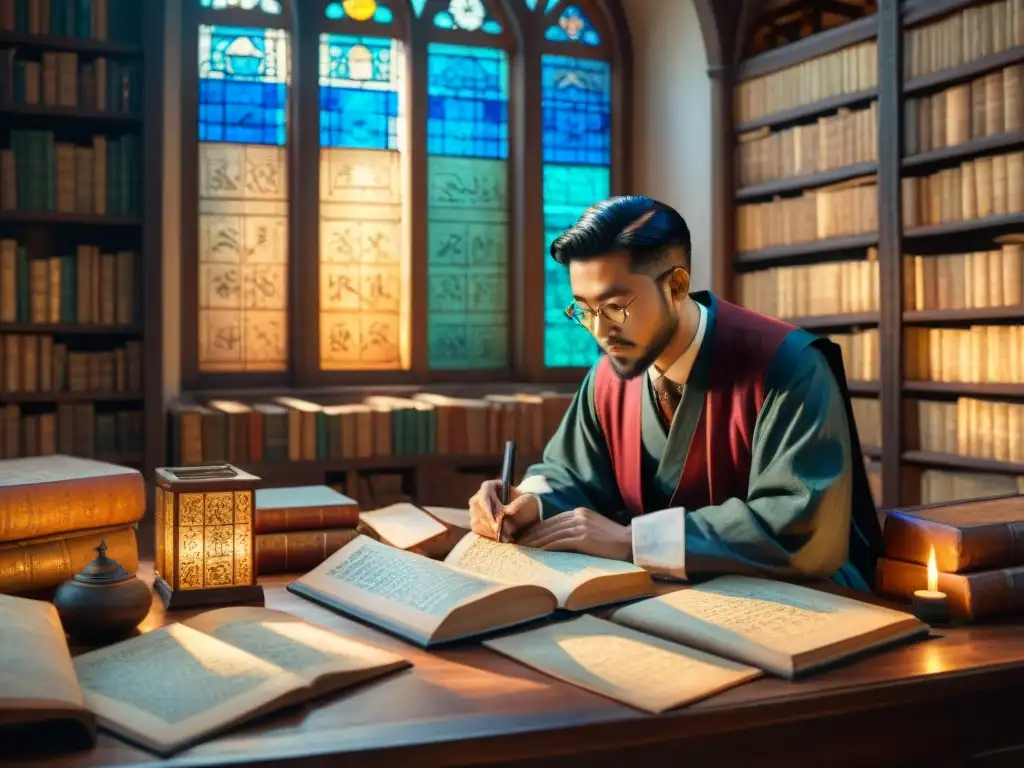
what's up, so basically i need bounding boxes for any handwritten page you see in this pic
[359,504,447,550]
[484,615,761,714]
[0,594,83,707]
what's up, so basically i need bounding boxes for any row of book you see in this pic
[736,102,878,187]
[0,0,137,43]
[734,40,877,125]
[1,333,142,394]
[904,325,1023,384]
[0,241,137,326]
[902,150,1024,228]
[736,179,877,252]
[736,251,879,318]
[168,390,575,466]
[903,0,1024,81]
[911,397,1024,463]
[0,402,142,459]
[1,131,140,215]
[0,49,141,114]
[827,329,879,382]
[917,468,1024,506]
[905,64,1023,155]
[904,245,1024,311]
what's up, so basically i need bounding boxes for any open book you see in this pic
[357,503,449,551]
[609,575,930,679]
[288,533,655,647]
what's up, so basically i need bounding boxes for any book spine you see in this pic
[0,524,138,593]
[255,528,358,575]
[883,508,1024,572]
[254,504,361,534]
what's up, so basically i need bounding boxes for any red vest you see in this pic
[592,297,795,517]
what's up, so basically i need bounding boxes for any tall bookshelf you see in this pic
[0,0,164,543]
[729,0,1024,511]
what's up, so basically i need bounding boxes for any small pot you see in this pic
[53,539,153,644]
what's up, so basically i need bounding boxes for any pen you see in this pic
[498,440,516,543]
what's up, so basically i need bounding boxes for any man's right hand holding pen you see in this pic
[468,480,540,543]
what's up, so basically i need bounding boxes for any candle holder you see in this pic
[911,589,951,626]
[154,464,264,610]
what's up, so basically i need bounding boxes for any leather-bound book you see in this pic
[0,524,138,594]
[882,493,1024,573]
[0,455,145,543]
[255,528,359,575]
[875,556,1024,621]
[254,485,359,534]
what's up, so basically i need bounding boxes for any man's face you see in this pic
[568,252,682,379]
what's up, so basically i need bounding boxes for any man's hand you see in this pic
[469,480,541,542]
[515,507,632,561]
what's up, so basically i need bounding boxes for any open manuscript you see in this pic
[288,533,655,647]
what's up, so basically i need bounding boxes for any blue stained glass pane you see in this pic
[319,34,403,149]
[198,25,289,145]
[544,0,559,12]
[541,54,609,165]
[433,10,455,28]
[427,43,508,159]
[544,4,600,45]
[410,0,428,16]
[481,19,502,34]
[375,6,394,22]
[325,1,394,23]
[543,164,608,368]
[524,0,538,8]
[200,0,282,13]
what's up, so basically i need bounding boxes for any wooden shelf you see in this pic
[0,104,142,123]
[1,391,144,404]
[904,47,1024,96]
[0,31,141,55]
[735,162,878,202]
[902,132,1024,170]
[0,211,142,226]
[847,380,881,395]
[904,381,1024,398]
[0,323,143,336]
[236,453,541,477]
[735,233,879,266]
[904,212,1024,241]
[783,312,879,330]
[902,450,1024,475]
[904,305,1024,324]
[735,88,878,134]
[737,15,878,82]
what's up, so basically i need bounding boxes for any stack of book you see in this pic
[253,485,361,576]
[876,493,1024,621]
[0,455,144,594]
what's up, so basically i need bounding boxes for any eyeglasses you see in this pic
[564,268,678,332]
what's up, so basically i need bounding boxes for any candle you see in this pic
[912,547,950,625]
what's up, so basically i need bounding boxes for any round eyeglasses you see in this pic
[564,268,678,332]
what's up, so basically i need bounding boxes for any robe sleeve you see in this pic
[517,367,626,520]
[633,343,854,582]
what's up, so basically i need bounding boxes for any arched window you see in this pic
[182,0,629,388]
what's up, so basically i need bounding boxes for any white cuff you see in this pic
[515,476,553,520]
[631,507,687,580]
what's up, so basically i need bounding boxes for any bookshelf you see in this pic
[0,0,164,539]
[728,0,1024,510]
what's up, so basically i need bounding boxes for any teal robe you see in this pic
[521,295,870,591]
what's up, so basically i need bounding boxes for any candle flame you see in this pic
[927,546,938,592]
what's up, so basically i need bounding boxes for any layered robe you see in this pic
[518,291,882,590]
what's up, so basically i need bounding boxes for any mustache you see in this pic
[604,337,635,347]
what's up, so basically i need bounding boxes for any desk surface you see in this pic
[14,563,1024,768]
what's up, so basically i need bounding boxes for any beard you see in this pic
[605,310,679,380]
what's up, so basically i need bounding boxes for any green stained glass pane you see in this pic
[427,156,509,370]
[543,163,608,368]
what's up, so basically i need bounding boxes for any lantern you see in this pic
[153,464,264,610]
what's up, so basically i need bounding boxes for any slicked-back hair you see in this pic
[550,195,691,273]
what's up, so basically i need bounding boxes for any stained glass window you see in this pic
[197,25,290,373]
[410,0,428,16]
[200,0,282,12]
[542,54,611,367]
[544,0,559,13]
[434,0,503,34]
[427,43,509,370]
[319,34,409,370]
[523,0,539,8]
[325,0,394,23]
[545,5,600,45]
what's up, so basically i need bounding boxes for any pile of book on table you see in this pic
[0,455,144,596]
[876,493,1024,621]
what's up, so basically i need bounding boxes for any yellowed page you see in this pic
[359,503,448,550]
[445,531,646,607]
[484,615,761,714]
[611,576,926,678]
[0,594,85,710]
[292,536,522,646]
[73,622,305,755]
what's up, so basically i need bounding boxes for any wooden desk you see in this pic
[13,563,1024,768]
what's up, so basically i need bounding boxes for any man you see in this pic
[469,195,882,590]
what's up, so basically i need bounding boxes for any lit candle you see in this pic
[911,547,950,625]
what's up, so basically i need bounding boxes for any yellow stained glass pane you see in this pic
[198,142,289,372]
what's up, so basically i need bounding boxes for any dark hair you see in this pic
[549,195,691,272]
